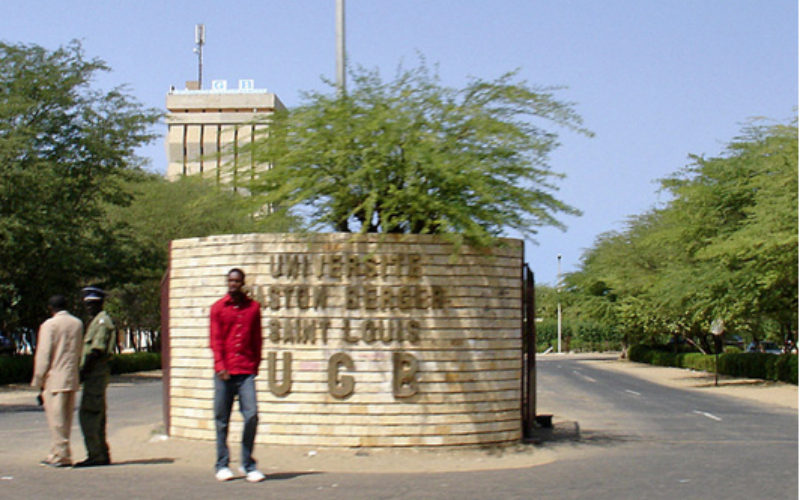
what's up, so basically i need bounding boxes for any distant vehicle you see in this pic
[724,334,744,348]
[746,341,782,355]
[0,334,15,356]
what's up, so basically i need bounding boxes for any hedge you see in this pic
[628,345,797,384]
[108,352,162,375]
[0,352,162,386]
[0,355,34,386]
[537,318,624,352]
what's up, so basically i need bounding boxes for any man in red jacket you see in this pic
[209,268,264,482]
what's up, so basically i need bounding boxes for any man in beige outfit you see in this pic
[31,295,84,467]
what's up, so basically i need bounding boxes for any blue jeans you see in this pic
[214,374,258,472]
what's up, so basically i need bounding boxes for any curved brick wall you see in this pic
[167,233,523,447]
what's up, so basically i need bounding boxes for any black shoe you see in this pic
[40,460,71,468]
[73,457,110,467]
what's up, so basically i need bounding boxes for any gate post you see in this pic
[160,241,172,435]
[521,264,536,439]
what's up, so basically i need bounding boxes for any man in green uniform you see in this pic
[75,286,116,467]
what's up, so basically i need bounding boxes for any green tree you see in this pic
[248,61,590,248]
[535,284,560,321]
[105,174,298,279]
[102,174,300,350]
[568,119,798,350]
[659,121,798,340]
[0,41,160,334]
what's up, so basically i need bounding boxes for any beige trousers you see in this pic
[43,390,76,464]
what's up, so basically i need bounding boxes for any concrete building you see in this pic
[165,80,285,184]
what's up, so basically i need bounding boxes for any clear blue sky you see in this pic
[2,1,796,284]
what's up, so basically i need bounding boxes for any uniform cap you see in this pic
[82,286,106,302]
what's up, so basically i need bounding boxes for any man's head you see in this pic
[47,295,67,315]
[227,268,245,297]
[82,286,106,316]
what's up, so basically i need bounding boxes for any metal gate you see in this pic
[521,263,537,439]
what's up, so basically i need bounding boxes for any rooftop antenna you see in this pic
[194,23,205,89]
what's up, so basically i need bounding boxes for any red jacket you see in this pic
[209,294,263,375]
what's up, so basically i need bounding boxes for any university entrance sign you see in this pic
[164,233,523,447]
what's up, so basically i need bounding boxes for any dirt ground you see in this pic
[4,354,796,475]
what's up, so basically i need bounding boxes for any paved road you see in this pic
[0,375,158,446]
[0,359,796,499]
[533,356,798,500]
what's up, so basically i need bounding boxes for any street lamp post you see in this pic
[711,319,725,387]
[557,254,562,354]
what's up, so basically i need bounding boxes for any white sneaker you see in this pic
[215,467,234,481]
[239,466,266,483]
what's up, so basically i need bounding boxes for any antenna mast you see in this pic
[194,24,205,88]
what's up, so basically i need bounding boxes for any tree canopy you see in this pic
[0,41,301,339]
[0,41,160,333]
[565,119,797,348]
[248,62,590,248]
[102,174,299,340]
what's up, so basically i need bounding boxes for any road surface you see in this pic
[0,357,795,499]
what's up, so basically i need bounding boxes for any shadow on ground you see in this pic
[523,420,641,448]
[0,403,43,413]
[691,379,776,389]
[111,372,162,385]
[268,471,322,481]
[110,458,176,466]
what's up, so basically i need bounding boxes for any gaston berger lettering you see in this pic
[257,252,446,400]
